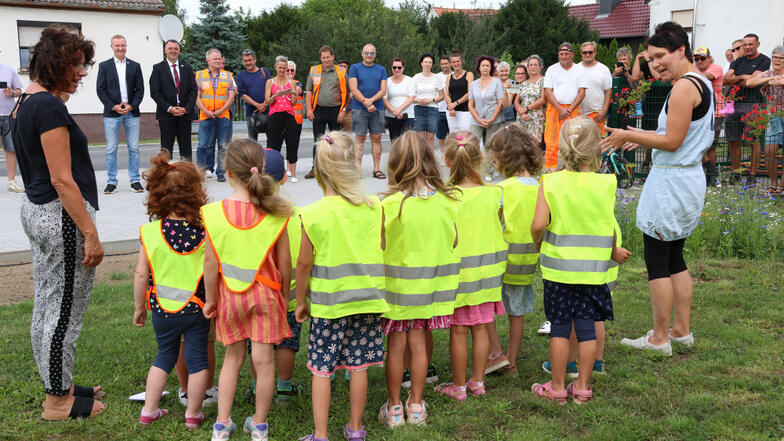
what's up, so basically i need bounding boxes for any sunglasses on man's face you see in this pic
[693,56,706,61]
[364,51,375,56]
[732,47,742,52]
[287,69,295,72]
[581,50,594,55]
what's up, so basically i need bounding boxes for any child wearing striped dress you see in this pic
[484,124,544,376]
[295,132,388,441]
[435,131,507,400]
[202,139,295,440]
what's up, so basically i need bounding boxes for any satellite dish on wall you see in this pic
[159,14,184,43]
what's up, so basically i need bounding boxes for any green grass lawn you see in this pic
[1,256,783,441]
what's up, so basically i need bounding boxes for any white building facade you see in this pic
[0,0,166,141]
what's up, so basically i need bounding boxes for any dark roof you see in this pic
[568,0,649,39]
[0,0,165,13]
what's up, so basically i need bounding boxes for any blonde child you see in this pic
[294,131,388,441]
[202,139,294,440]
[484,124,544,375]
[434,131,507,400]
[380,131,461,424]
[530,117,631,404]
[132,152,210,429]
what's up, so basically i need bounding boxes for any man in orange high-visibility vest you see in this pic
[195,48,236,182]
[304,45,348,179]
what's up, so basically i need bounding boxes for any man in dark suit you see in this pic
[150,39,198,163]
[96,34,145,194]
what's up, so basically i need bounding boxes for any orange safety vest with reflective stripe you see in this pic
[293,93,304,124]
[308,64,347,112]
[139,220,205,313]
[196,69,233,121]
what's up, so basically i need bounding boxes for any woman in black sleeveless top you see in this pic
[444,52,474,132]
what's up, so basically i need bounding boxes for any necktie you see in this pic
[171,63,180,96]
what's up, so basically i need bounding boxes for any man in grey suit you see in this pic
[96,34,145,194]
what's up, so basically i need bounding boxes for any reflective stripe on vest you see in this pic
[539,171,616,285]
[201,201,289,293]
[382,191,460,320]
[139,220,205,313]
[300,196,388,319]
[196,69,232,121]
[293,95,304,124]
[454,186,507,308]
[498,177,540,285]
[309,64,347,112]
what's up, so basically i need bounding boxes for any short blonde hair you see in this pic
[558,116,602,171]
[314,131,374,207]
[580,41,597,51]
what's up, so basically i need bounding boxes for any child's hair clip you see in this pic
[324,134,334,144]
[168,162,175,169]
[250,167,259,174]
[455,135,463,140]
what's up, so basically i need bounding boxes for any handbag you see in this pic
[250,111,269,132]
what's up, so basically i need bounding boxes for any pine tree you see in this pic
[181,0,247,74]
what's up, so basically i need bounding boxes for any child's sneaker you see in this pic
[593,360,606,375]
[401,369,411,388]
[434,382,466,401]
[211,420,237,441]
[139,408,168,425]
[275,382,304,404]
[378,401,404,428]
[243,417,269,441]
[343,424,367,441]
[537,321,551,335]
[177,388,188,406]
[404,395,427,425]
[466,379,486,396]
[485,352,509,374]
[566,382,593,404]
[542,360,579,379]
[426,363,439,384]
[202,385,218,407]
[299,435,329,441]
[185,412,205,429]
[668,331,695,348]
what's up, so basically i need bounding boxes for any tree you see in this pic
[181,0,248,74]
[492,0,598,67]
[428,12,477,58]
[161,0,186,21]
[244,3,306,68]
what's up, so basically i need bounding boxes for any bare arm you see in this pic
[41,127,103,267]
[202,237,219,319]
[569,88,586,112]
[531,184,549,250]
[543,87,560,108]
[294,227,314,323]
[528,85,546,110]
[745,72,771,88]
[132,245,149,327]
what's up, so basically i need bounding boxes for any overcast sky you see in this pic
[177,0,596,23]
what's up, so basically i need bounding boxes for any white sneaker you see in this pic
[290,176,298,183]
[483,175,493,182]
[669,331,695,347]
[202,385,218,407]
[7,180,24,193]
[204,170,213,179]
[621,333,672,356]
[178,387,188,406]
[537,321,551,335]
[286,170,292,177]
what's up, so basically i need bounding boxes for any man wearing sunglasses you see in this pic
[348,43,388,179]
[577,41,612,136]
[694,46,724,186]
[725,33,771,176]
[236,49,271,141]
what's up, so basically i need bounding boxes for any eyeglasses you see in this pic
[581,50,594,55]
[391,65,403,70]
[73,62,91,71]
[364,51,375,56]
[287,69,295,72]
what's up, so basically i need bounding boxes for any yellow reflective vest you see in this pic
[287,207,301,312]
[139,220,205,313]
[382,191,460,320]
[196,69,233,121]
[201,201,289,293]
[497,177,540,285]
[300,196,388,319]
[540,170,617,285]
[454,185,507,307]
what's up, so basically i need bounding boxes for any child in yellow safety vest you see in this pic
[530,117,631,404]
[433,131,507,401]
[294,131,388,441]
[201,139,295,440]
[484,123,545,376]
[380,131,461,426]
[132,152,210,429]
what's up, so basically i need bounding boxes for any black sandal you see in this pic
[41,395,105,420]
[74,384,105,399]
[373,170,386,179]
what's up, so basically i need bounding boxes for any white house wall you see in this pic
[0,5,163,115]
[649,0,784,63]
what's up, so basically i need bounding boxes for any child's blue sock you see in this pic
[251,378,257,394]
[277,378,292,391]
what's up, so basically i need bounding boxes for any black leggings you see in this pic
[267,112,300,163]
[643,233,687,281]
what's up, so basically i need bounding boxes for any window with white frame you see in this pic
[17,20,81,72]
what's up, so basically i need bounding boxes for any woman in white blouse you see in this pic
[382,57,416,141]
[412,53,445,146]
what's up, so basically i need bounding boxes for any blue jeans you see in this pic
[197,117,232,177]
[103,115,140,185]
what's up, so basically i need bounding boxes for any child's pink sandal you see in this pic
[531,381,567,404]
[434,382,467,401]
[466,379,486,396]
[566,382,593,404]
[185,411,205,429]
[139,408,168,425]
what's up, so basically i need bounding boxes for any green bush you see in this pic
[615,182,784,260]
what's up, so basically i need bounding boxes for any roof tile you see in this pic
[568,0,649,39]
[0,0,165,13]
